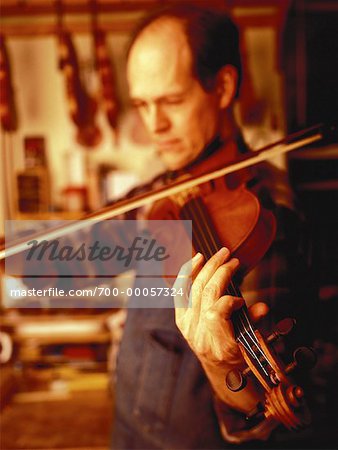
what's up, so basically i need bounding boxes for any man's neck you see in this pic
[219,108,240,142]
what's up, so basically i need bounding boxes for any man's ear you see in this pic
[216,65,238,109]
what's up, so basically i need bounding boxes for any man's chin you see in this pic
[155,149,185,171]
[160,155,188,172]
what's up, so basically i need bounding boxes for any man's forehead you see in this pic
[127,18,194,98]
[129,16,188,56]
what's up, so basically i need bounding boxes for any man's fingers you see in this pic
[193,247,230,290]
[173,252,204,311]
[206,295,244,321]
[191,247,230,311]
[174,252,204,291]
[201,258,240,311]
[248,302,269,323]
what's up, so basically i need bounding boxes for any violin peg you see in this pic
[245,402,265,423]
[286,346,317,373]
[293,346,317,370]
[267,318,296,343]
[225,368,249,392]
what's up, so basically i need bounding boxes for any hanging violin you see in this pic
[56,0,101,148]
[91,0,120,139]
[0,35,18,132]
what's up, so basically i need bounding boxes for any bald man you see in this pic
[111,5,312,449]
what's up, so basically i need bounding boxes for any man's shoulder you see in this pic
[104,171,167,219]
[247,160,294,212]
[125,172,167,200]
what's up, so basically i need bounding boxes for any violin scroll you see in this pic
[228,315,316,430]
[264,382,311,430]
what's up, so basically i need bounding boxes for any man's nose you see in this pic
[148,104,170,134]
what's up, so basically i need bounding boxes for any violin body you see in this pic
[148,142,276,277]
[93,30,119,133]
[58,32,102,148]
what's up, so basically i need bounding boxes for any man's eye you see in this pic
[132,102,146,110]
[165,97,183,105]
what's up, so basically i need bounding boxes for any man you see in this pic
[112,4,311,449]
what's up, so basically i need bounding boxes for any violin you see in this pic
[1,125,328,430]
[0,35,17,132]
[56,1,101,148]
[93,30,119,133]
[91,0,120,137]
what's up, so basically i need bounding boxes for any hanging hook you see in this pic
[55,0,64,34]
[90,0,98,32]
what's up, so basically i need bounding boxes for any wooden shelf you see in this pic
[0,0,289,36]
[13,211,84,220]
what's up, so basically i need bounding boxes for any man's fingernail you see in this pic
[192,252,203,262]
[218,247,230,258]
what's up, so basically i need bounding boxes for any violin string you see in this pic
[237,334,269,377]
[178,195,209,255]
[238,308,271,367]
[186,195,223,258]
[237,335,256,360]
[240,310,260,344]
[235,307,271,376]
[192,197,224,256]
[232,308,269,376]
[182,194,216,259]
[180,196,213,261]
[235,315,270,376]
[236,328,259,360]
[237,312,273,371]
[183,193,258,335]
[187,195,246,302]
[189,196,217,259]
[183,198,257,355]
[238,308,268,362]
[237,308,257,341]
[186,196,245,300]
[236,307,268,356]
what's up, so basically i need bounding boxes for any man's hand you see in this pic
[174,247,244,367]
[173,247,274,437]
[174,247,269,369]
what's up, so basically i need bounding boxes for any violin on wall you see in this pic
[0,35,18,133]
[56,1,101,148]
[91,0,120,139]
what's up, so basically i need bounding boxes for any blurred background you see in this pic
[0,1,337,449]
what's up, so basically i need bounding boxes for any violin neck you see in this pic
[180,192,254,336]
[179,190,276,386]
[225,281,255,340]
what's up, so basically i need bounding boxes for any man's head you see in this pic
[127,5,242,170]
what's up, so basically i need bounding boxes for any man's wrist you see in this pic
[200,356,243,372]
[200,357,265,413]
[213,394,277,444]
